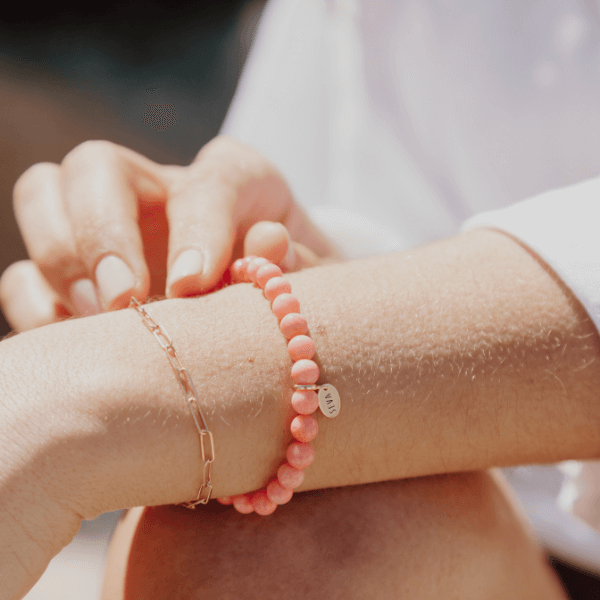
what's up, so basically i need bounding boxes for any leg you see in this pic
[102,470,567,600]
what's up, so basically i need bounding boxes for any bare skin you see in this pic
[102,471,568,600]
[0,137,340,328]
[0,228,598,597]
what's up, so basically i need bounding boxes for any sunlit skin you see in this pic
[0,227,596,598]
[0,136,592,598]
[2,136,339,328]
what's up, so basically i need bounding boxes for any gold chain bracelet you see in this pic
[130,297,214,507]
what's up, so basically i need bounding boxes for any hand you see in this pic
[0,135,342,332]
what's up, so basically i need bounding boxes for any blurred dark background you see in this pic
[0,0,266,337]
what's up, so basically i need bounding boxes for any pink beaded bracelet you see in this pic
[215,255,341,515]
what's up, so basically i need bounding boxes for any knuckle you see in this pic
[160,164,185,187]
[13,162,59,211]
[73,222,114,260]
[62,139,116,169]
[190,136,276,194]
[199,134,237,156]
[35,241,79,282]
[196,135,262,168]
[72,209,125,245]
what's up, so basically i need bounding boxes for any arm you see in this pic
[1,227,598,597]
[281,228,600,488]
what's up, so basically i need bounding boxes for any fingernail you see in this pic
[70,278,101,316]
[95,255,136,308]
[167,249,204,291]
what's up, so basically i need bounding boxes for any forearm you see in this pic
[0,305,207,598]
[292,228,600,489]
[4,227,600,501]
[1,227,599,596]
[103,225,600,496]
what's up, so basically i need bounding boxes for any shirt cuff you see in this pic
[462,176,600,338]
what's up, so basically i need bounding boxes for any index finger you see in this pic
[165,136,338,297]
[60,140,174,310]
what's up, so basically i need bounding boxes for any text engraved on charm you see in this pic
[318,385,340,418]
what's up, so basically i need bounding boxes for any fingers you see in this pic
[165,136,339,297]
[60,141,166,309]
[13,135,340,314]
[0,260,69,332]
[165,137,281,296]
[13,141,171,312]
[12,162,99,316]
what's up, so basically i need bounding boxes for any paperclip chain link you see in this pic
[130,297,214,507]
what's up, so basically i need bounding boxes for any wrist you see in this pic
[0,284,295,515]
[76,291,292,512]
[0,330,86,599]
[149,286,295,498]
[81,286,295,506]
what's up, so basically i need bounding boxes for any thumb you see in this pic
[243,221,324,272]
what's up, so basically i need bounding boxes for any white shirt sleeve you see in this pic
[462,176,600,337]
[305,205,407,259]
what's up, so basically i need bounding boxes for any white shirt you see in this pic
[222,0,600,570]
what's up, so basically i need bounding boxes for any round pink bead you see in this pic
[287,335,315,361]
[256,263,283,288]
[279,313,308,339]
[216,496,234,505]
[231,257,253,282]
[251,490,278,515]
[290,415,319,442]
[291,359,319,384]
[271,293,300,320]
[277,463,305,489]
[247,257,270,282]
[287,442,315,469]
[291,390,319,415]
[264,276,292,301]
[232,494,254,514]
[267,480,294,505]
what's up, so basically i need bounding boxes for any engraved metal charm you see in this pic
[318,384,341,418]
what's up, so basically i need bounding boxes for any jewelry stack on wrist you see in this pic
[215,256,341,515]
[130,296,215,508]
[130,255,340,516]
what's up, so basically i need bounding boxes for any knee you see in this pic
[103,471,566,600]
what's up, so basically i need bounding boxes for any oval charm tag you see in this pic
[318,385,341,418]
